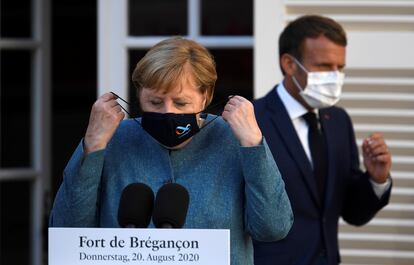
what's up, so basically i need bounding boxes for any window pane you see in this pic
[202,0,253,36]
[128,50,148,117]
[0,50,32,168]
[129,0,187,36]
[0,0,32,38]
[128,48,253,116]
[51,0,97,194]
[0,181,31,265]
[208,49,253,114]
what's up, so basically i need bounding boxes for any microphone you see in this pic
[152,183,190,228]
[118,183,154,228]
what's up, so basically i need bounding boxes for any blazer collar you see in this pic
[265,85,322,208]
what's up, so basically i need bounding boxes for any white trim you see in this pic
[0,39,40,49]
[391,171,414,179]
[188,0,200,39]
[254,0,285,98]
[392,187,414,195]
[124,36,169,48]
[341,263,382,265]
[31,0,51,264]
[340,218,414,227]
[348,108,414,117]
[386,140,414,148]
[286,14,414,23]
[358,155,414,164]
[284,1,414,8]
[357,139,414,148]
[345,77,414,86]
[0,169,40,180]
[98,0,128,100]
[354,124,414,132]
[125,36,254,48]
[390,156,414,164]
[339,233,414,242]
[385,203,414,211]
[341,249,414,259]
[341,92,414,101]
[193,36,253,48]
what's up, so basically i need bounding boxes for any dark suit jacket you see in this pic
[253,87,391,265]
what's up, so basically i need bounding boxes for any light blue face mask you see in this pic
[290,56,345,109]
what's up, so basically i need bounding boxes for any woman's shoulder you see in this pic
[202,115,237,143]
[110,118,145,144]
[204,115,230,132]
[118,118,142,132]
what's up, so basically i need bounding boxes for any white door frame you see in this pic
[0,0,51,265]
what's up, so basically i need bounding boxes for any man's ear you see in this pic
[280,54,297,76]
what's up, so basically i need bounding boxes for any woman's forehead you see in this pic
[142,72,201,97]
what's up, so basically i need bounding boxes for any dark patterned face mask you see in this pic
[110,92,233,148]
[141,112,200,148]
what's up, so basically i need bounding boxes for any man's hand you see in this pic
[362,133,392,184]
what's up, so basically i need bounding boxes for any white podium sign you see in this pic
[49,228,230,265]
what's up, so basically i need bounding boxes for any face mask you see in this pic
[141,112,201,148]
[140,95,236,148]
[110,92,230,149]
[291,57,345,109]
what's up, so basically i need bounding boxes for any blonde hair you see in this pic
[132,37,217,106]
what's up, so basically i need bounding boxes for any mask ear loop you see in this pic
[287,55,308,92]
[288,55,309,74]
[110,92,141,126]
[111,91,235,129]
[197,95,235,129]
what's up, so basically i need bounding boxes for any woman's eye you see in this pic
[150,101,162,106]
[175,102,188,107]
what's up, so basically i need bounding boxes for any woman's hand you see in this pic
[84,93,125,154]
[222,96,263,147]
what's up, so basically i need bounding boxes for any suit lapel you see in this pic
[265,90,322,208]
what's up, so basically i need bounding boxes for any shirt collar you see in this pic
[276,82,309,120]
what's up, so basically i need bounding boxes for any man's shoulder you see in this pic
[253,95,267,109]
[322,105,350,119]
[253,88,280,112]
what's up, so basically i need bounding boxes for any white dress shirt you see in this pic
[276,83,390,198]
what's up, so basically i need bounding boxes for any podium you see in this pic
[49,227,230,265]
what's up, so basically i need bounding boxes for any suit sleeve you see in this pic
[341,113,391,226]
[240,138,294,241]
[49,141,105,227]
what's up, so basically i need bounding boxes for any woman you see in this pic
[49,37,293,265]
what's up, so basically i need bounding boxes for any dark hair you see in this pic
[279,15,347,73]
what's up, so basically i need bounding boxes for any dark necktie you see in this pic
[303,112,327,199]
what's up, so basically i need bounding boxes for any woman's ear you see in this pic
[280,54,297,76]
[202,91,209,110]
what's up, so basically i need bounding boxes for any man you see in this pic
[253,15,392,265]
